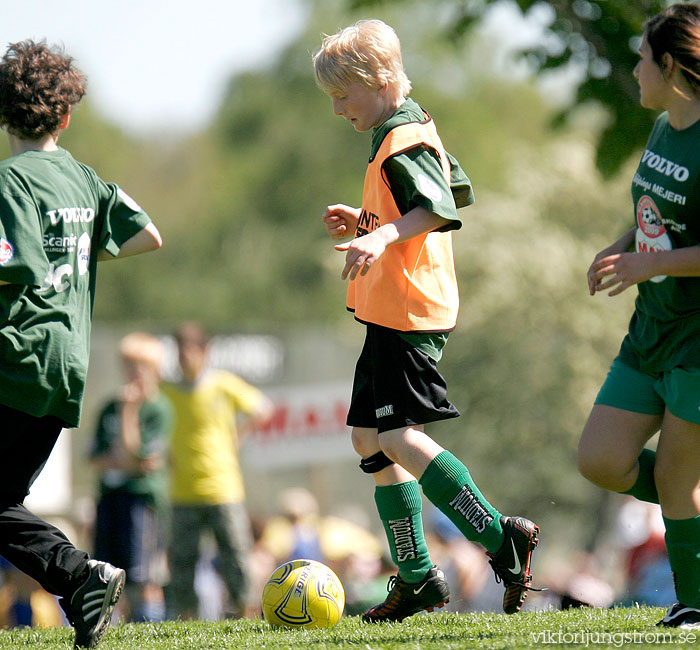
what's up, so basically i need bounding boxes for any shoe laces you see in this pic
[385,575,409,601]
[488,558,525,588]
[487,558,544,592]
[368,575,407,615]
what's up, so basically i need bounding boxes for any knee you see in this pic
[351,427,380,458]
[377,428,412,464]
[577,444,632,491]
[577,443,608,486]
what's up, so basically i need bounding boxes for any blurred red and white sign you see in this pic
[243,381,354,468]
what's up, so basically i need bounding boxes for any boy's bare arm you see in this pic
[336,206,450,280]
[98,222,163,261]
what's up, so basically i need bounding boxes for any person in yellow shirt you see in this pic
[162,322,273,619]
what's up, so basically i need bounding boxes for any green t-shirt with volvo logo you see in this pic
[0,148,151,427]
[619,112,700,373]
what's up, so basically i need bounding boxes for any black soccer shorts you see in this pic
[346,324,460,433]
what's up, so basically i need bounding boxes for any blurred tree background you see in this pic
[352,0,668,177]
[1,0,671,557]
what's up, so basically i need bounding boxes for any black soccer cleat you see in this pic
[487,515,540,614]
[60,559,126,649]
[361,566,450,623]
[658,603,700,629]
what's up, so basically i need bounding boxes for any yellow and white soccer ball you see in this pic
[261,559,345,629]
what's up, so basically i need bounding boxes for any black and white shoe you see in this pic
[60,560,126,648]
[487,515,541,614]
[658,603,700,629]
[361,566,450,623]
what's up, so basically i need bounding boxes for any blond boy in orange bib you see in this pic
[314,19,540,621]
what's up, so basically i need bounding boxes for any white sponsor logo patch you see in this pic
[77,232,91,275]
[417,173,443,203]
[635,195,671,283]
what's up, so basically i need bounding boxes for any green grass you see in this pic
[0,607,697,650]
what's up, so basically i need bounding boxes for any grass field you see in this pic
[0,607,696,650]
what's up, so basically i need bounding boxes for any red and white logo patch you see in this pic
[635,194,672,283]
[636,195,665,238]
[0,237,14,265]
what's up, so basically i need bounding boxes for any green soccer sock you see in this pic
[374,481,434,584]
[664,515,700,608]
[419,450,504,554]
[620,449,659,504]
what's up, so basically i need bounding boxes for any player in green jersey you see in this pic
[90,332,172,623]
[0,40,162,648]
[578,3,700,629]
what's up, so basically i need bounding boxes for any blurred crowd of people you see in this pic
[0,325,677,627]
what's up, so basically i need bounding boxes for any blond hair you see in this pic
[313,19,411,99]
[118,332,164,374]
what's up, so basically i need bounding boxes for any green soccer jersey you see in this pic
[620,112,700,373]
[370,97,475,359]
[0,148,152,426]
[91,395,173,503]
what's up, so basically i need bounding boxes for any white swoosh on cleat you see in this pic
[413,582,429,595]
[508,539,522,575]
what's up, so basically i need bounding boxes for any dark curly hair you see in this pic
[0,39,86,140]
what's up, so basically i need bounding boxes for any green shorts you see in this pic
[595,357,700,425]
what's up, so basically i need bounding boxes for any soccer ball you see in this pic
[261,559,345,628]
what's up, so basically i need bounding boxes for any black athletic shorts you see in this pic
[346,324,460,433]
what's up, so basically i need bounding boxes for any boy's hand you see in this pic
[336,231,388,280]
[323,204,360,240]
